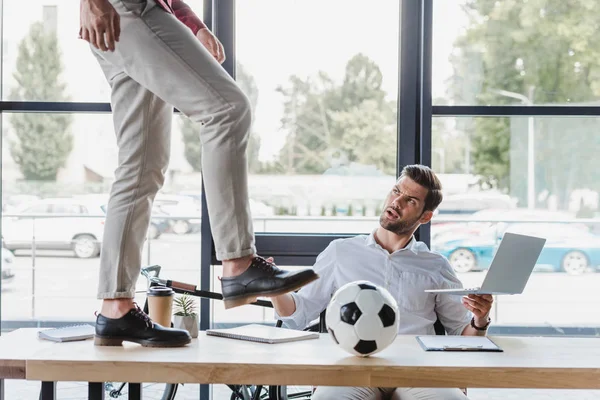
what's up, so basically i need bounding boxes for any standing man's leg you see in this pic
[391,388,468,400]
[88,0,318,346]
[92,55,192,346]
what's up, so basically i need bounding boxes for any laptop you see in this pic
[425,232,546,295]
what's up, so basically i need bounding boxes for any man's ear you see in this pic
[419,210,434,224]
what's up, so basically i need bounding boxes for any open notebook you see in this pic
[416,335,503,352]
[38,324,96,342]
[206,324,319,344]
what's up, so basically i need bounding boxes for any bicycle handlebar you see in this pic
[169,280,196,292]
[141,265,274,308]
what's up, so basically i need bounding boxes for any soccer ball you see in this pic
[325,280,399,357]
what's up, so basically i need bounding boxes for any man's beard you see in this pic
[379,208,420,235]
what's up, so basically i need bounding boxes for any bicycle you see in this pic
[102,264,315,400]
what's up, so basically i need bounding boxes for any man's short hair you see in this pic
[399,164,443,212]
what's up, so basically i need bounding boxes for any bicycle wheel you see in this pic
[229,384,253,400]
[268,385,313,400]
[39,382,178,400]
[104,382,178,399]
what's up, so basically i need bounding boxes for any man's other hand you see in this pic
[196,28,225,64]
[80,0,120,51]
[462,294,493,324]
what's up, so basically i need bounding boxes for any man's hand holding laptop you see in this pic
[462,294,493,335]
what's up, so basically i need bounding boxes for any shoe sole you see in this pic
[94,336,192,348]
[223,273,319,310]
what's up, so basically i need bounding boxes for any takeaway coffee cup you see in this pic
[147,286,174,327]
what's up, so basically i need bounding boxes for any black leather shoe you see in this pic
[220,256,319,309]
[94,304,191,347]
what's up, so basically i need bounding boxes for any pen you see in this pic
[443,345,483,351]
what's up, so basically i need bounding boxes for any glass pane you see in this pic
[1,112,202,325]
[431,116,600,329]
[236,0,399,234]
[433,1,600,106]
[2,0,204,102]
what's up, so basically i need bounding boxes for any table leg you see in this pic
[40,381,56,400]
[128,383,141,400]
[0,378,4,400]
[88,382,104,400]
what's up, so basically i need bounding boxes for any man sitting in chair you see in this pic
[272,164,492,400]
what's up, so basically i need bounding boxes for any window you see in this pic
[23,204,49,214]
[2,0,109,102]
[1,0,204,102]
[431,0,600,336]
[430,120,600,327]
[1,112,204,322]
[236,0,400,235]
[50,204,83,214]
[433,1,600,106]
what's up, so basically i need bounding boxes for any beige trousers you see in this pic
[91,0,256,298]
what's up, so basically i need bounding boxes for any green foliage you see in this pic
[277,53,397,175]
[8,22,73,181]
[173,293,197,317]
[449,0,600,207]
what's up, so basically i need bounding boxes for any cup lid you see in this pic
[147,286,174,296]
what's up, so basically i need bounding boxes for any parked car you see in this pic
[1,247,15,284]
[154,194,202,235]
[433,221,600,275]
[1,198,106,258]
[75,194,170,240]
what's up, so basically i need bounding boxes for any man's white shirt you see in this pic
[275,231,473,336]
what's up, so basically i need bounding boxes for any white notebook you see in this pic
[206,324,319,344]
[416,335,503,352]
[38,324,95,342]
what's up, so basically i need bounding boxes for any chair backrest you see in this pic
[433,317,446,335]
[294,309,447,335]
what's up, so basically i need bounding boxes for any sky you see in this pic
[0,0,466,176]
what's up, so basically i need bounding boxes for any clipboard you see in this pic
[416,335,503,352]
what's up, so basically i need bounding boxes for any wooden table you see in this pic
[3,328,600,399]
[0,329,43,380]
[0,329,70,400]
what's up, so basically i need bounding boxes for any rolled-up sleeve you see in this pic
[274,240,338,330]
[171,0,207,35]
[434,261,473,336]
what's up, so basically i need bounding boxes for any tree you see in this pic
[8,22,73,181]
[431,116,470,174]
[277,53,397,175]
[449,0,600,207]
[180,64,262,173]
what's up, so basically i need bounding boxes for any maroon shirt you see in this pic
[156,0,206,35]
[79,1,206,37]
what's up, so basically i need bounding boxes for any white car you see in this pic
[1,248,15,284]
[2,198,106,258]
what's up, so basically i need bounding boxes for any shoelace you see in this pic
[252,256,279,275]
[132,303,153,328]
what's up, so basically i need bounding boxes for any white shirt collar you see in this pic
[366,229,418,255]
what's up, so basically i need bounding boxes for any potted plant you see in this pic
[173,293,198,338]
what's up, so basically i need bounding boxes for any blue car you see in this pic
[432,222,600,275]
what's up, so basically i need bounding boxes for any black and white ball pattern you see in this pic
[325,280,399,357]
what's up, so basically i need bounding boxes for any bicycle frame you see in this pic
[139,265,279,400]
